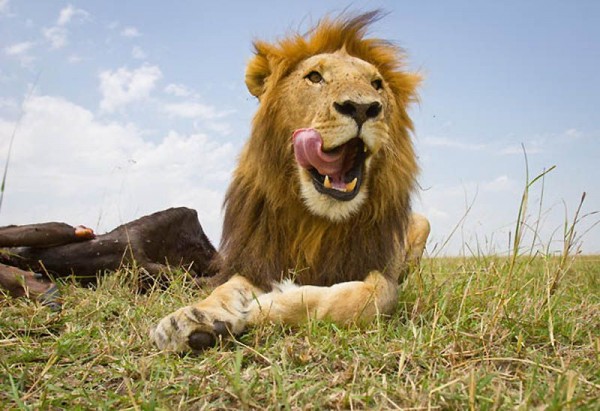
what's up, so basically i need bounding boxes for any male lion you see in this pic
[151,12,430,352]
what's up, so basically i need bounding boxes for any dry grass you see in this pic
[1,254,599,410]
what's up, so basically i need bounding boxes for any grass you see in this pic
[1,158,598,409]
[1,254,599,410]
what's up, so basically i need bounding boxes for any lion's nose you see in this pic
[333,100,382,128]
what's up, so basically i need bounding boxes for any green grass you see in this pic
[1,255,599,410]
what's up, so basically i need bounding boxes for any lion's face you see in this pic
[278,51,390,221]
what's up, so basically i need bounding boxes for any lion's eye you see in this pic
[371,79,383,91]
[306,71,323,84]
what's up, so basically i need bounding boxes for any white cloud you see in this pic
[425,206,449,220]
[0,0,10,14]
[131,46,147,60]
[499,143,543,156]
[482,175,515,192]
[0,94,234,243]
[42,26,68,49]
[121,26,141,38]
[164,102,231,120]
[162,85,235,134]
[68,54,83,63]
[57,5,89,26]
[4,41,36,66]
[99,64,162,112]
[205,121,233,136]
[4,41,34,55]
[39,5,89,51]
[564,128,581,139]
[164,83,192,97]
[422,136,486,151]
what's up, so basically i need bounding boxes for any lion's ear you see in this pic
[245,43,272,98]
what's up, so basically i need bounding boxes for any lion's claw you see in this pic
[187,321,231,350]
[188,331,215,350]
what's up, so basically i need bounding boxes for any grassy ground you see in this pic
[1,255,599,410]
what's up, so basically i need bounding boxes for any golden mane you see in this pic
[214,11,420,290]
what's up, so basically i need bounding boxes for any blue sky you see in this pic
[1,0,598,255]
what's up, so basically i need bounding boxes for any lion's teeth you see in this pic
[324,175,332,189]
[363,145,368,153]
[346,178,358,192]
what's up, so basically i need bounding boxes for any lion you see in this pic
[151,11,430,352]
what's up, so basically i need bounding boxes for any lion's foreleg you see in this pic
[247,271,398,326]
[151,275,264,352]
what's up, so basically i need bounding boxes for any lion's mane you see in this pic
[213,11,420,290]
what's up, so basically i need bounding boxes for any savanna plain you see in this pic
[1,249,599,409]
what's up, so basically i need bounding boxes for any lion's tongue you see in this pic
[292,128,347,188]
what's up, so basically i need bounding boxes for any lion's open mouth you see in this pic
[293,128,367,201]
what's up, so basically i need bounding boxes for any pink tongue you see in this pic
[292,128,345,177]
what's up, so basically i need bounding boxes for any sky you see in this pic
[1,0,599,256]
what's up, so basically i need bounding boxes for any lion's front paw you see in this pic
[150,306,232,352]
